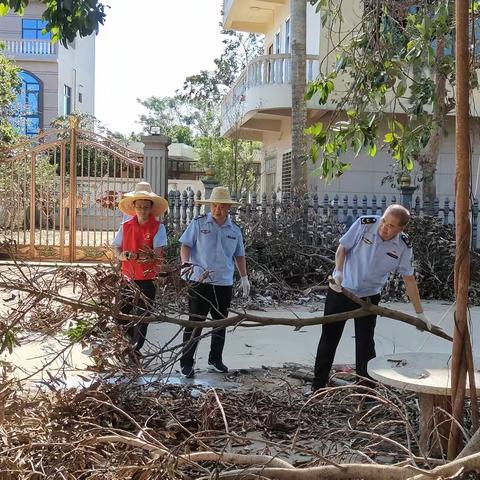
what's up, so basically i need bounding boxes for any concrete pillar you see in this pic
[141,133,171,198]
[201,176,219,213]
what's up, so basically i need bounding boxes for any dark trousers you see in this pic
[180,283,233,367]
[118,279,156,353]
[313,288,381,390]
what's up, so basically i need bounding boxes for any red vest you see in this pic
[121,215,162,280]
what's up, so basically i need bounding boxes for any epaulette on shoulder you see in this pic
[194,214,206,220]
[360,216,377,225]
[401,233,412,248]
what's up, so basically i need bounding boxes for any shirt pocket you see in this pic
[375,251,400,275]
[222,233,238,257]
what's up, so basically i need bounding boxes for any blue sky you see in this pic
[95,0,225,135]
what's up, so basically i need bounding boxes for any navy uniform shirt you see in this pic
[179,213,245,286]
[334,215,414,297]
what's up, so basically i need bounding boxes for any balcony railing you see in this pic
[222,54,321,116]
[3,39,57,57]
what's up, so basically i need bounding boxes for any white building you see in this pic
[221,0,480,202]
[0,1,95,135]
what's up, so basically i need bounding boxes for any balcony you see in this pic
[220,53,323,138]
[223,0,286,34]
[2,39,57,60]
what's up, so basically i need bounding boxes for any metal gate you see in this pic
[0,118,144,262]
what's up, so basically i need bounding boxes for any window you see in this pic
[63,85,72,116]
[22,19,51,40]
[78,92,83,103]
[11,71,41,136]
[281,151,292,194]
[275,32,281,54]
[285,19,291,53]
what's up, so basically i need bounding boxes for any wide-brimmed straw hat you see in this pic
[118,181,169,216]
[196,186,240,205]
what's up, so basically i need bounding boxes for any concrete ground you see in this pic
[145,299,469,375]
[5,297,475,387]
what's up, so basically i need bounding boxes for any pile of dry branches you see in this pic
[0,252,476,478]
[235,213,480,304]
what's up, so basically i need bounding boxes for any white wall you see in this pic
[57,34,95,117]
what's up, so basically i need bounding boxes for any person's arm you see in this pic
[235,256,247,277]
[180,244,191,264]
[235,255,250,297]
[403,274,432,330]
[402,275,423,313]
[335,244,347,272]
[113,225,128,261]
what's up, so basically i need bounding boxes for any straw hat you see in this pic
[118,181,169,216]
[196,186,240,205]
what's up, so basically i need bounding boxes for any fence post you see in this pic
[181,190,187,227]
[168,190,175,230]
[188,189,194,222]
[371,194,377,215]
[195,190,202,217]
[444,197,450,225]
[175,190,181,228]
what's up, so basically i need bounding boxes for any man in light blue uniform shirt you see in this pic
[179,187,250,378]
[312,204,431,392]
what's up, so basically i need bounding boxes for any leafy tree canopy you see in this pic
[0,47,20,148]
[0,0,107,46]
[306,0,465,202]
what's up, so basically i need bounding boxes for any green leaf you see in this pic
[384,132,395,143]
[368,143,377,157]
[0,4,10,15]
[397,79,407,97]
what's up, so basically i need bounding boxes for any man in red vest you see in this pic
[113,182,169,356]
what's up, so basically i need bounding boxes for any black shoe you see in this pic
[181,365,195,379]
[208,359,229,373]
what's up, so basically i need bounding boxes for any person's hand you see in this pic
[180,262,192,278]
[119,251,134,262]
[330,270,343,293]
[416,312,432,331]
[240,276,250,298]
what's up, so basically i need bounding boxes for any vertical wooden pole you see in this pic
[69,117,78,263]
[449,0,471,459]
[59,143,66,260]
[29,153,36,258]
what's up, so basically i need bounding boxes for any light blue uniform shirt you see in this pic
[334,215,414,297]
[179,213,245,286]
[113,221,167,248]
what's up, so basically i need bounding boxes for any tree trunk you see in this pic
[448,0,471,459]
[418,34,447,211]
[290,0,308,196]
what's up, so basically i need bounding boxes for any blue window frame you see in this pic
[22,19,51,40]
[11,71,41,136]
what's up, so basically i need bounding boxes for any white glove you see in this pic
[330,270,343,293]
[240,276,250,298]
[416,312,432,331]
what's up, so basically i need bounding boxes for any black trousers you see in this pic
[313,288,381,390]
[118,279,156,353]
[180,283,233,367]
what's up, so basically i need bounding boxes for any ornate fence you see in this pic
[166,190,480,249]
